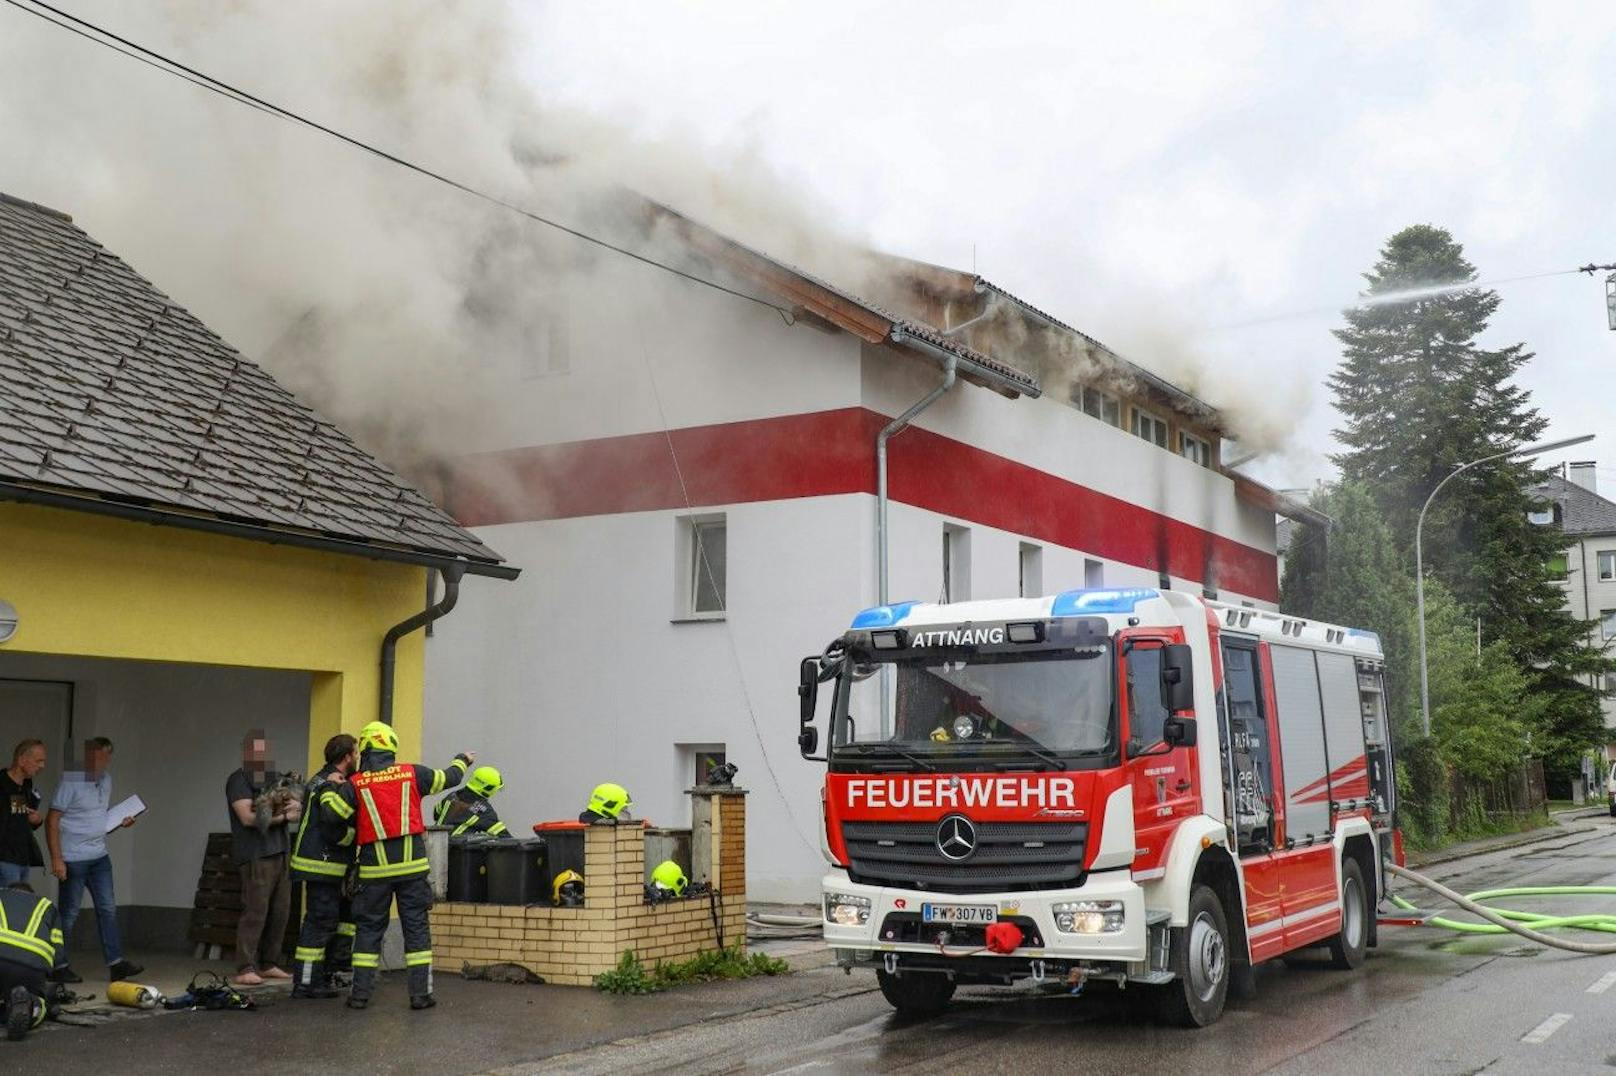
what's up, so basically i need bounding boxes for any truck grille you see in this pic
[842,820,1087,893]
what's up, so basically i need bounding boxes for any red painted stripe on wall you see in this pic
[444,407,1278,601]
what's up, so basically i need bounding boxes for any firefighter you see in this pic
[0,883,65,1042]
[321,721,474,1010]
[432,766,509,837]
[289,733,360,999]
[578,782,632,823]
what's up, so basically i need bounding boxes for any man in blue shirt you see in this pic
[45,738,141,984]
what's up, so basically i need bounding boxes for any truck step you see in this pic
[1376,904,1436,927]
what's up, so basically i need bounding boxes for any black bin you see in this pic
[541,829,586,894]
[447,836,492,903]
[486,837,547,904]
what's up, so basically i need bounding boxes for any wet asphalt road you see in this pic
[522,816,1616,1076]
[14,816,1616,1074]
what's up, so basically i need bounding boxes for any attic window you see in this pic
[1131,408,1169,449]
[1526,506,1555,526]
[1080,387,1121,427]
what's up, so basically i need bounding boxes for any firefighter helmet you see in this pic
[587,782,632,819]
[357,721,398,754]
[552,869,585,907]
[468,766,503,798]
[651,860,688,897]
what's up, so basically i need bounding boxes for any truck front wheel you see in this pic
[876,968,955,1018]
[1151,882,1230,1028]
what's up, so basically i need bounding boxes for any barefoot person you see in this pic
[226,730,300,988]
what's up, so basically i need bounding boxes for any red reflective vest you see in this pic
[350,764,424,845]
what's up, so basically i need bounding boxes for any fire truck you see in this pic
[797,587,1397,1027]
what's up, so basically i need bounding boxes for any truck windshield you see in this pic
[831,648,1114,759]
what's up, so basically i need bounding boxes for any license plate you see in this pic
[921,903,998,925]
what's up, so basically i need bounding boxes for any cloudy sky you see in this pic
[5,2,1612,491]
[520,1,1616,489]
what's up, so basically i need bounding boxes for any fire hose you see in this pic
[1386,862,1616,955]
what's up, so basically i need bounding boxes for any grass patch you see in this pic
[594,946,791,995]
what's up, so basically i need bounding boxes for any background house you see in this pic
[0,191,514,949]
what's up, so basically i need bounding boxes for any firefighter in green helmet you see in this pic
[433,766,509,837]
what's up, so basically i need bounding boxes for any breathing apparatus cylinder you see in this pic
[107,981,164,1009]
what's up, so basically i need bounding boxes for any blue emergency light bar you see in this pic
[1050,588,1160,616]
[850,601,921,628]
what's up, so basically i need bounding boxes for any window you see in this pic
[1602,609,1616,640]
[675,514,726,619]
[943,524,972,603]
[1547,553,1569,581]
[1125,646,1170,751]
[1131,408,1169,448]
[1018,543,1043,598]
[1527,506,1555,526]
[1179,432,1212,467]
[519,319,570,379]
[1081,387,1121,427]
[1084,558,1105,588]
[1600,551,1616,582]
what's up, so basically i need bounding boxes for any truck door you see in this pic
[1121,636,1200,873]
[1268,643,1346,951]
[1220,639,1285,961]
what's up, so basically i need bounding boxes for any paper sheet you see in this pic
[104,793,147,834]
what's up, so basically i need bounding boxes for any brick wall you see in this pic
[430,787,748,986]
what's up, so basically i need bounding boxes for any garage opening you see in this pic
[0,651,311,956]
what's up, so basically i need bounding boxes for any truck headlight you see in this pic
[824,892,872,927]
[1052,900,1125,934]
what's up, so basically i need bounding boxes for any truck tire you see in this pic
[1151,882,1230,1028]
[876,968,955,1018]
[1326,858,1369,970]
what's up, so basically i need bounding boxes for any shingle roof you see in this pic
[1533,474,1616,536]
[0,192,509,574]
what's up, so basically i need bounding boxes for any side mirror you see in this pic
[1160,643,1195,712]
[798,726,820,755]
[1163,715,1197,748]
[798,658,819,724]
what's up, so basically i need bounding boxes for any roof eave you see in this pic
[0,480,520,581]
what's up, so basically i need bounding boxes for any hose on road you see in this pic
[1386,861,1616,955]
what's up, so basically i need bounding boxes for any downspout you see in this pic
[380,562,466,725]
[877,340,958,607]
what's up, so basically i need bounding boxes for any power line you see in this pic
[3,0,796,321]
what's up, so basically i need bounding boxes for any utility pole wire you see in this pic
[4,0,796,320]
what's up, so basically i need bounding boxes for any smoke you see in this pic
[0,0,880,476]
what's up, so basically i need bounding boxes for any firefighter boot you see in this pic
[6,985,43,1042]
[346,967,373,1009]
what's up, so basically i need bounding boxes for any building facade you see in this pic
[423,215,1307,901]
[1535,464,1616,762]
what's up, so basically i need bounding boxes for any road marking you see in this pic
[1520,1013,1572,1044]
[1588,971,1616,994]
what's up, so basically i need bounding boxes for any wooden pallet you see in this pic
[186,832,300,961]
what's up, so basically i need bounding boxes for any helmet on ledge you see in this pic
[586,782,632,819]
[651,860,688,898]
[467,766,503,798]
[552,869,585,907]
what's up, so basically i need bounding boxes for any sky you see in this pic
[516,1,1616,490]
[3,1,1612,492]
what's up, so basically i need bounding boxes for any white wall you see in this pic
[0,652,308,909]
[1564,535,1616,730]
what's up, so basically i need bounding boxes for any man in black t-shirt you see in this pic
[225,730,301,988]
[0,740,46,887]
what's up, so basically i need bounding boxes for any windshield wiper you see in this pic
[839,743,937,772]
[1018,744,1068,772]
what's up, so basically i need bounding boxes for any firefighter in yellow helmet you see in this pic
[552,869,584,907]
[650,860,687,899]
[321,721,474,1010]
[579,782,632,824]
[433,766,509,837]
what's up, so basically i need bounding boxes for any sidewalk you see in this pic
[1406,809,1606,869]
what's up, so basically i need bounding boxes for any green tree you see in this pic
[1421,578,1535,783]
[1327,224,1608,779]
[1281,480,1417,744]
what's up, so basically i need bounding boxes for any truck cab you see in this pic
[798,587,1397,1027]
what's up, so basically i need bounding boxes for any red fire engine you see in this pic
[797,587,1396,1026]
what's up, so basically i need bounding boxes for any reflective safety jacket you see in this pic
[433,788,509,837]
[0,887,65,975]
[323,749,470,880]
[290,764,357,882]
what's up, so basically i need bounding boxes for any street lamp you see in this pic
[1415,433,1596,737]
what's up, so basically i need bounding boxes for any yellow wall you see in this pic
[0,502,432,770]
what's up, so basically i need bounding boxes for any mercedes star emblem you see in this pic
[935,814,977,861]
